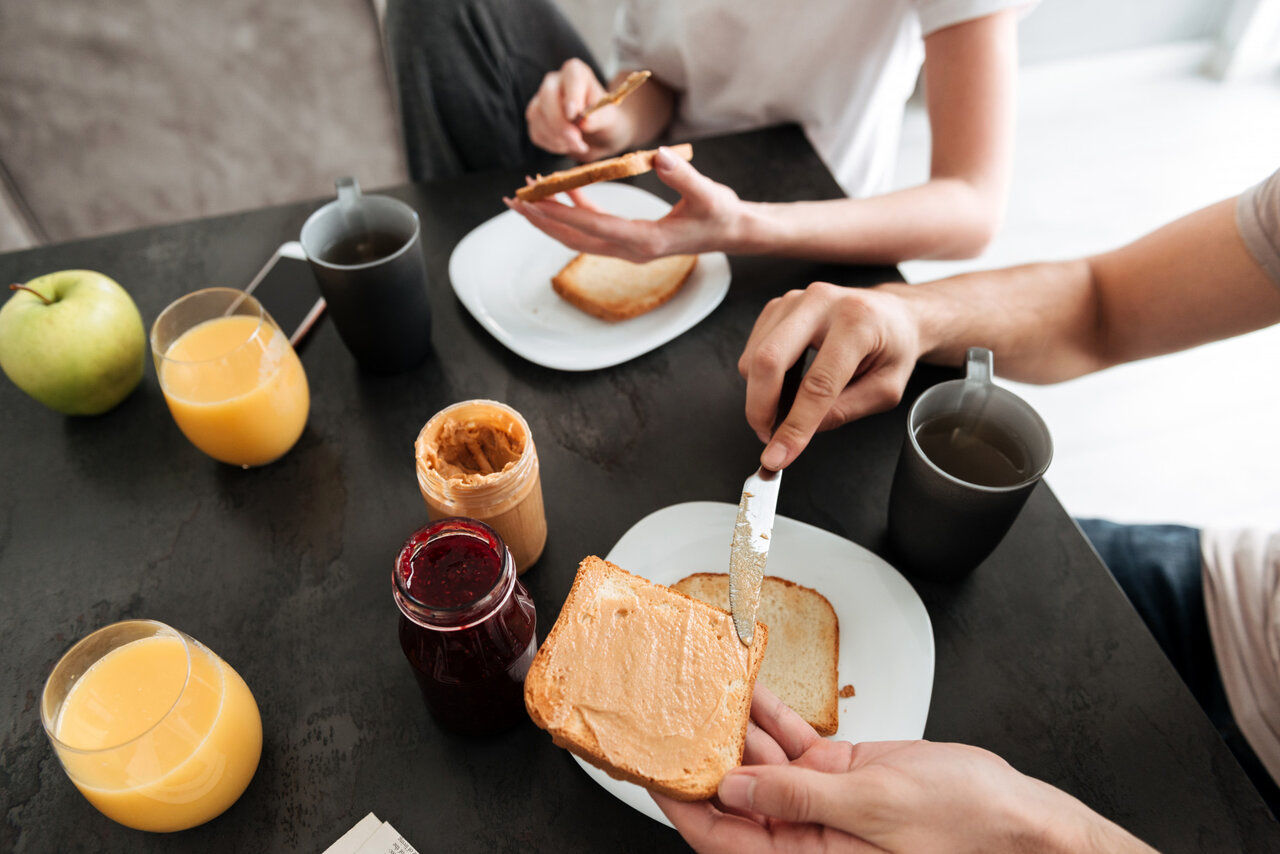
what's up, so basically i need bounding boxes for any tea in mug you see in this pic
[321,231,406,265]
[915,412,1031,488]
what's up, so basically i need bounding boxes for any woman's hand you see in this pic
[503,146,748,263]
[654,686,1154,854]
[738,283,921,470]
[525,59,637,162]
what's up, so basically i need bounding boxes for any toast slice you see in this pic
[525,557,767,801]
[515,143,693,202]
[673,573,840,736]
[552,253,697,322]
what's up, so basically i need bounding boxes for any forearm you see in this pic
[733,177,1002,264]
[876,259,1107,384]
[610,70,675,151]
[1017,776,1157,854]
[883,196,1280,384]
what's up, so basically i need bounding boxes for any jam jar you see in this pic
[392,517,538,734]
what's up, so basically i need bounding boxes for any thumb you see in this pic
[653,146,717,202]
[718,765,852,828]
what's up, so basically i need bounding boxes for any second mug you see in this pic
[300,177,433,373]
[887,348,1053,582]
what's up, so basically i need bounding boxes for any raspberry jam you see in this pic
[392,518,537,734]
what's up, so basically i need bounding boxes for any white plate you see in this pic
[577,501,935,827]
[448,183,731,371]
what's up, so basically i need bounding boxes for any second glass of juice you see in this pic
[41,620,263,832]
[152,287,309,467]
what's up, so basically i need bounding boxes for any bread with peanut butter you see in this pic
[524,556,767,801]
[514,143,693,202]
[673,573,840,736]
[552,252,698,322]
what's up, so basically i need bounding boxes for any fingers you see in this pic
[761,324,874,470]
[652,146,718,203]
[741,294,831,443]
[749,684,820,761]
[718,764,863,832]
[527,60,599,158]
[743,720,790,767]
[565,188,606,214]
[506,197,668,263]
[559,58,599,122]
[740,284,914,470]
[502,198,624,256]
[652,794,774,854]
[815,361,912,432]
[577,101,620,136]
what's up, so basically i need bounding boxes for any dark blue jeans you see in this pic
[1078,519,1280,818]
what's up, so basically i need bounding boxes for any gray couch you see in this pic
[0,0,407,252]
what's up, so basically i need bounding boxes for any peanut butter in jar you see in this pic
[414,400,547,574]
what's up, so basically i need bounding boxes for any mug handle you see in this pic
[336,176,362,209]
[965,347,993,386]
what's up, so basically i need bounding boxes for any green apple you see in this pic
[0,270,146,415]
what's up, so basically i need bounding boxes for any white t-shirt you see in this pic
[613,0,1031,198]
[1202,167,1280,784]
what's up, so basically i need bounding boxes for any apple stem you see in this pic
[9,284,53,305]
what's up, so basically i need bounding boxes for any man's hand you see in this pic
[654,686,1155,854]
[504,146,747,263]
[525,59,635,162]
[738,283,920,470]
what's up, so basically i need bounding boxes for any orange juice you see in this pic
[160,313,308,466]
[53,633,262,832]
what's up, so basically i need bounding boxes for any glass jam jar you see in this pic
[392,517,538,734]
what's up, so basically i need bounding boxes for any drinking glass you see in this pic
[41,620,263,832]
[151,287,309,467]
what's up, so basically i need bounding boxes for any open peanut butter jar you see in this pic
[414,400,547,573]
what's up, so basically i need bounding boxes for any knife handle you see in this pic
[772,351,809,436]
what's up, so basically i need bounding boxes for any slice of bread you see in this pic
[525,556,768,801]
[673,573,840,736]
[515,143,693,202]
[552,253,697,322]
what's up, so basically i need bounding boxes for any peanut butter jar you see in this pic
[414,400,546,574]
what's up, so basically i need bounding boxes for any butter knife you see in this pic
[576,70,652,123]
[729,355,807,646]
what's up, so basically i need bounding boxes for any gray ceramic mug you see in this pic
[300,177,432,373]
[887,348,1053,582]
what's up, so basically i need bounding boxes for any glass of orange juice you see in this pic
[41,620,263,832]
[151,287,309,467]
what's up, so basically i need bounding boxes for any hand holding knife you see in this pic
[728,354,808,646]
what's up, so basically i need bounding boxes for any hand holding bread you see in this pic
[505,145,746,265]
[657,685,1149,854]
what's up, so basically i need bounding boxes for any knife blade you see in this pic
[729,354,807,646]
[576,70,652,123]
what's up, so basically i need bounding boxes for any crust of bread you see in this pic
[673,572,840,736]
[515,143,693,202]
[551,253,698,322]
[525,556,767,801]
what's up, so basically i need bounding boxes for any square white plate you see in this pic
[576,501,935,827]
[447,183,731,371]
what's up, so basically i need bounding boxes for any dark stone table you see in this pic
[1,126,1275,852]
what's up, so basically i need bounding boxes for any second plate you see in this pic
[448,182,731,371]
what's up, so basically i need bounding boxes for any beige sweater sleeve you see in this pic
[1201,529,1280,785]
[1237,168,1280,287]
